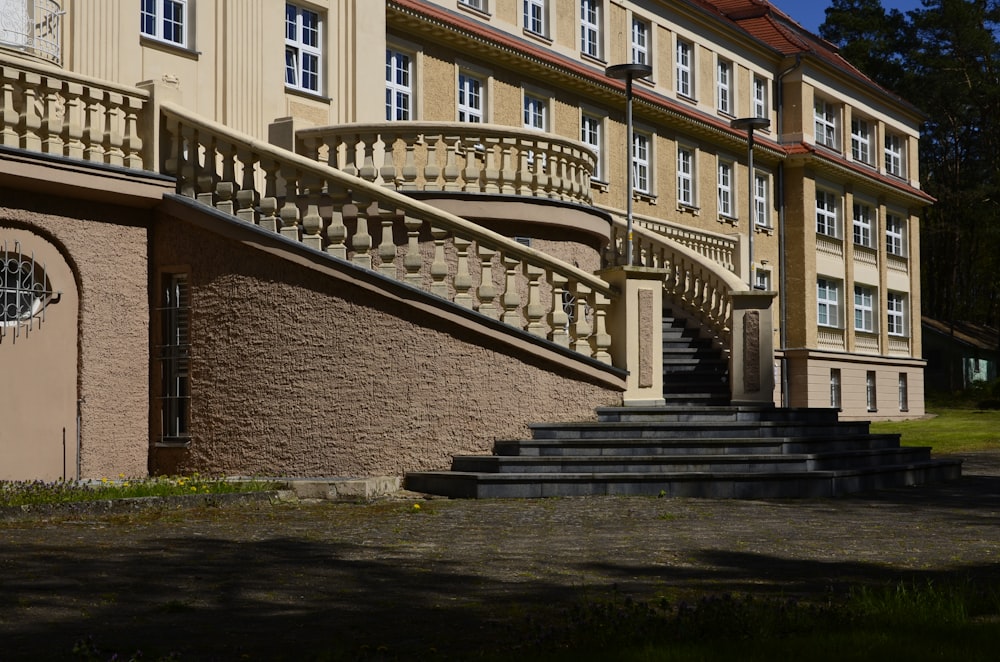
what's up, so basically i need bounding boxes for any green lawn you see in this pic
[870,407,1000,454]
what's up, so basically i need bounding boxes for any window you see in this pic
[851,117,871,164]
[754,268,771,291]
[754,172,770,227]
[523,0,546,36]
[753,76,767,118]
[1,241,54,341]
[885,133,904,177]
[523,94,546,131]
[817,278,839,327]
[580,0,600,58]
[853,202,874,248]
[676,40,692,98]
[816,189,839,237]
[581,113,603,180]
[458,72,484,123]
[385,48,412,121]
[459,0,487,11]
[830,369,842,409]
[631,18,649,65]
[285,4,321,93]
[717,159,733,217]
[854,284,875,333]
[141,0,188,47]
[633,132,650,194]
[717,59,733,114]
[887,292,905,336]
[886,213,905,256]
[814,98,838,149]
[866,371,877,411]
[677,147,694,206]
[159,272,190,442]
[898,373,909,411]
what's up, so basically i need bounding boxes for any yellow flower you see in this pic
[190,486,197,491]
[412,503,421,511]
[118,473,125,480]
[101,477,108,484]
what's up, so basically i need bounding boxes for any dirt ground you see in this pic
[1,451,998,661]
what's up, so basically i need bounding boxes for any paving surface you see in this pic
[1,451,999,661]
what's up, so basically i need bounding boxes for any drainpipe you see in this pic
[776,55,802,408]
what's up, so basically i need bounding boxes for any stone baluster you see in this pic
[359,134,378,182]
[377,207,398,278]
[423,133,442,190]
[499,137,516,194]
[161,116,180,177]
[41,76,63,155]
[235,147,259,223]
[298,134,319,161]
[278,166,301,241]
[524,264,545,337]
[300,173,325,250]
[63,83,85,160]
[516,140,532,196]
[1,70,20,147]
[195,133,216,206]
[321,132,339,170]
[589,291,612,364]
[537,140,552,198]
[352,200,374,268]
[501,253,522,328]
[547,272,571,348]
[214,141,237,215]
[453,236,474,309]
[462,138,481,192]
[103,92,125,166]
[326,188,349,259]
[482,136,501,194]
[400,139,419,190]
[442,134,462,191]
[83,88,106,163]
[569,282,591,355]
[19,71,41,152]
[379,131,398,189]
[403,216,424,287]
[430,227,449,298]
[476,246,500,320]
[259,157,280,232]
[178,123,198,198]
[122,95,143,168]
[341,133,359,177]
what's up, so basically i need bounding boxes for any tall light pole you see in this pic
[606,63,652,266]
[730,117,770,286]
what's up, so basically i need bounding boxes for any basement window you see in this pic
[1,241,55,342]
[158,272,191,443]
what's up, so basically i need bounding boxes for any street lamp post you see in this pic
[606,63,652,266]
[730,117,770,287]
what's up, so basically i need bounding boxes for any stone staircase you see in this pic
[661,308,730,406]
[403,406,962,498]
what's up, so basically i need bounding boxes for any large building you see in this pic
[0,0,929,482]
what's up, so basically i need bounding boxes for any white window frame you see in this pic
[385,47,413,121]
[580,0,600,59]
[816,189,839,238]
[814,98,839,149]
[866,371,878,411]
[886,213,905,256]
[853,202,874,248]
[754,267,771,291]
[753,76,767,119]
[817,278,840,328]
[887,292,906,336]
[854,284,875,333]
[830,369,842,409]
[142,0,189,47]
[523,94,547,131]
[885,133,905,177]
[717,159,734,218]
[285,3,322,94]
[581,113,604,181]
[523,0,546,36]
[631,17,649,66]
[851,117,872,165]
[754,171,770,228]
[459,0,488,11]
[458,72,485,123]
[898,373,909,411]
[717,58,733,115]
[676,39,692,98]
[677,146,694,206]
[633,131,651,195]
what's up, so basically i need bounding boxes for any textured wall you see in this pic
[151,218,622,478]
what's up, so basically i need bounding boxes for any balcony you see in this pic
[0,0,62,66]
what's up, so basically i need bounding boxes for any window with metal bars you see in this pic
[158,272,190,443]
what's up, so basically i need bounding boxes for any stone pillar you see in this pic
[729,290,777,406]
[136,78,180,173]
[601,266,668,407]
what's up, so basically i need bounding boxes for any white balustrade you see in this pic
[632,217,739,274]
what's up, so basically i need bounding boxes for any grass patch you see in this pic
[870,407,1000,454]
[0,474,280,508]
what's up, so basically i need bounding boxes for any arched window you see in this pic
[1,241,56,341]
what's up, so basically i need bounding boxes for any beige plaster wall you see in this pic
[151,217,622,478]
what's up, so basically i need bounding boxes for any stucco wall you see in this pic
[151,216,622,478]
[0,191,149,479]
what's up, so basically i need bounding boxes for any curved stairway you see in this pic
[661,307,729,406]
[403,406,962,498]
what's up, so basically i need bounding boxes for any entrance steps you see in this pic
[661,309,730,406]
[404,406,962,499]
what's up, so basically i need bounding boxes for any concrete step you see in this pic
[526,420,875,440]
[596,406,841,424]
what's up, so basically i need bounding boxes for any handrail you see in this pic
[160,102,618,364]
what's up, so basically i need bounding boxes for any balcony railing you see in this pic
[295,122,597,206]
[0,0,62,65]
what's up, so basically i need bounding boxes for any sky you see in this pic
[769,0,926,35]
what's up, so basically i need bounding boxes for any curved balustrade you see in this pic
[0,55,147,167]
[161,103,616,365]
[631,216,738,274]
[608,220,747,351]
[0,0,61,65]
[295,122,597,205]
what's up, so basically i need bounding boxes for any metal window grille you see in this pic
[1,240,55,343]
[0,0,63,64]
[158,273,190,442]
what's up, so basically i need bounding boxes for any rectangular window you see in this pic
[886,213,905,256]
[141,0,187,47]
[816,189,839,237]
[885,133,904,177]
[898,373,909,411]
[633,132,650,194]
[631,18,649,65]
[676,40,692,98]
[830,369,842,409]
[385,48,412,121]
[817,278,839,327]
[887,292,905,336]
[754,172,769,227]
[717,59,732,114]
[866,371,878,411]
[159,272,190,442]
[459,0,487,10]
[580,0,600,58]
[677,147,694,206]
[853,202,874,248]
[523,0,546,35]
[854,284,875,332]
[523,94,546,130]
[753,76,767,118]
[814,98,838,149]
[851,117,871,164]
[581,114,603,180]
[285,4,321,93]
[754,268,771,291]
[458,73,484,123]
[717,160,733,217]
